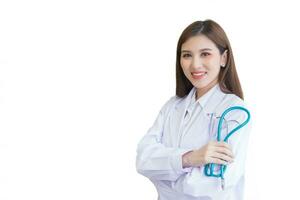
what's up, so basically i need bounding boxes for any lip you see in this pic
[191,71,207,80]
[191,71,206,74]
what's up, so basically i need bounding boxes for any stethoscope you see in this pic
[204,106,251,190]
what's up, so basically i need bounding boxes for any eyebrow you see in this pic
[181,48,213,53]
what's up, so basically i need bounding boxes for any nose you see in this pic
[191,56,203,69]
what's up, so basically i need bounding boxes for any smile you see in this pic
[191,71,207,80]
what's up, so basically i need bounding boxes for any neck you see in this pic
[196,81,218,100]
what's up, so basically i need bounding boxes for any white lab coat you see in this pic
[136,83,252,200]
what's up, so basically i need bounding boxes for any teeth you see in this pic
[192,72,205,75]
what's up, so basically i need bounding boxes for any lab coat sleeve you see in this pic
[171,105,252,197]
[136,97,194,181]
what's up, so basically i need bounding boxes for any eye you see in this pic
[201,52,210,57]
[182,53,191,58]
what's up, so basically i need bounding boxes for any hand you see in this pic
[182,141,234,168]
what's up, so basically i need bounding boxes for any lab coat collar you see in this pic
[191,84,219,109]
[175,83,226,116]
[203,84,227,115]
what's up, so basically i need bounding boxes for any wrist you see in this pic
[182,150,193,168]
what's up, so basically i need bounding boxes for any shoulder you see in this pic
[159,95,181,114]
[220,93,246,109]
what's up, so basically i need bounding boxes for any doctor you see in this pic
[136,19,252,200]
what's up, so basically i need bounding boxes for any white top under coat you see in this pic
[136,84,252,200]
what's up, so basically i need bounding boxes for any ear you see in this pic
[221,50,228,67]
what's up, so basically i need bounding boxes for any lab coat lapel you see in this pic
[174,87,196,146]
[174,87,196,119]
[174,85,227,120]
[173,85,227,146]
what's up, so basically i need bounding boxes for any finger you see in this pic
[211,152,234,163]
[214,143,233,155]
[214,147,234,158]
[209,157,229,165]
[215,141,231,149]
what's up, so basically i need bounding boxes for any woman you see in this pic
[136,19,252,200]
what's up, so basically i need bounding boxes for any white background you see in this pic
[1,0,299,199]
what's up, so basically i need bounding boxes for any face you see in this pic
[180,34,227,97]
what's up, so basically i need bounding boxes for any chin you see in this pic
[193,82,210,89]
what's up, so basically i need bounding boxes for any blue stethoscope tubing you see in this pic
[204,106,251,180]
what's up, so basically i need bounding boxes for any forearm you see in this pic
[137,139,193,181]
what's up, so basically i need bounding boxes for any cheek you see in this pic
[208,66,221,76]
[180,63,191,78]
[205,57,221,70]
[180,59,190,70]
[204,56,216,64]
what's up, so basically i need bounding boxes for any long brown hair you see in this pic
[176,19,244,99]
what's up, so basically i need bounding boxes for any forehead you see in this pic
[181,35,217,51]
